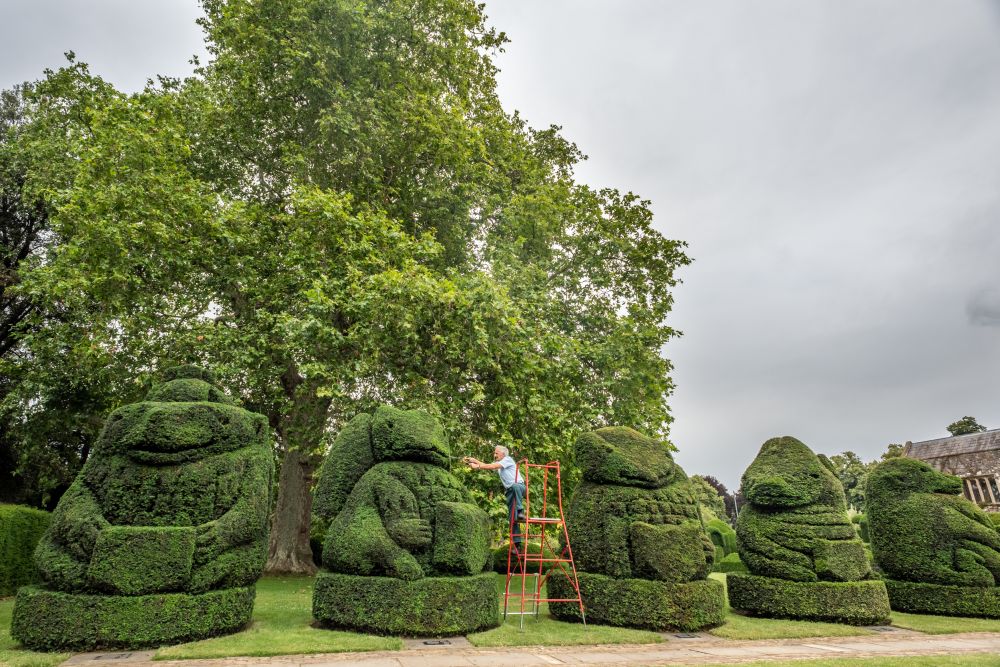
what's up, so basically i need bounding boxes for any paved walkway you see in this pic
[65,632,1000,667]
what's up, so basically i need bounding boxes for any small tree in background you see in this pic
[948,416,987,437]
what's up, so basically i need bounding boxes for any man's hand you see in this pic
[463,456,481,469]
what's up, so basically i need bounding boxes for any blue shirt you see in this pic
[497,455,523,489]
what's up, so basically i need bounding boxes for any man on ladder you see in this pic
[464,446,525,547]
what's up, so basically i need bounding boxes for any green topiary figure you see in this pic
[867,457,1000,617]
[311,406,498,635]
[11,365,274,651]
[728,437,890,625]
[548,427,726,630]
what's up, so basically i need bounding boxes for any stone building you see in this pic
[903,429,1000,511]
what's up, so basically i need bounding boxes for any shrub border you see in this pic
[885,579,1000,618]
[11,585,255,650]
[727,573,890,625]
[548,572,725,631]
[312,571,499,636]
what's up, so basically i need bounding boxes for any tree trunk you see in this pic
[266,447,318,574]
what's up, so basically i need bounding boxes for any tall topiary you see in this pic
[548,427,725,630]
[867,457,1000,617]
[0,505,51,595]
[311,406,498,635]
[11,366,274,650]
[729,437,890,625]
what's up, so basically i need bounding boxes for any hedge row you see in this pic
[706,518,737,556]
[712,552,748,574]
[884,579,1000,618]
[0,504,51,596]
[727,573,890,625]
[548,571,725,631]
[11,585,255,650]
[312,571,498,635]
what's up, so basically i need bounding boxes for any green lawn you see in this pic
[701,657,1000,667]
[890,611,1000,635]
[0,596,71,667]
[153,576,400,659]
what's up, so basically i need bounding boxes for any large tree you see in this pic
[11,0,690,573]
[947,416,987,437]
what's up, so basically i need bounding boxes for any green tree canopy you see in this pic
[947,416,987,437]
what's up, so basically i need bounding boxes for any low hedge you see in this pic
[11,585,254,650]
[706,518,737,556]
[727,573,890,625]
[885,579,1000,618]
[548,571,726,631]
[713,552,748,574]
[492,541,559,574]
[312,571,498,635]
[0,504,50,595]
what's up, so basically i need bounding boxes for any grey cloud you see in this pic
[968,288,1000,326]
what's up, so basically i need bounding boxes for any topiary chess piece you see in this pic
[11,365,274,650]
[310,406,498,635]
[547,427,726,630]
[867,457,1000,617]
[728,436,889,624]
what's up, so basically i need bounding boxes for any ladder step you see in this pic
[526,517,562,523]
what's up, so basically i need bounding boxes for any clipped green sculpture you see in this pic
[311,406,497,635]
[729,436,889,624]
[548,427,725,630]
[867,457,1000,617]
[11,366,274,650]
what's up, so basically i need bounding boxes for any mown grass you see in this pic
[890,611,1000,635]
[707,573,874,640]
[701,657,1000,667]
[0,596,71,667]
[153,576,400,660]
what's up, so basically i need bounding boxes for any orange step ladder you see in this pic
[502,459,586,628]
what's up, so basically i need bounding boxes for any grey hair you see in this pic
[494,445,509,457]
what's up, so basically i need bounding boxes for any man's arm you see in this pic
[463,456,502,471]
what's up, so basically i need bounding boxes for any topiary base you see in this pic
[548,572,726,631]
[11,585,255,651]
[312,571,499,636]
[728,573,890,625]
[885,579,1000,618]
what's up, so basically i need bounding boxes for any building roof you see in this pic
[905,429,1000,460]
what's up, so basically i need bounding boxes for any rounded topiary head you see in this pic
[741,436,844,509]
[866,457,962,504]
[371,406,450,467]
[575,427,681,488]
[96,366,267,465]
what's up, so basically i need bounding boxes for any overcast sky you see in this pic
[3,1,998,489]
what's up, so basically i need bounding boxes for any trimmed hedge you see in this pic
[990,513,1000,531]
[727,573,890,625]
[706,518,737,556]
[11,585,255,650]
[0,504,51,595]
[13,367,274,649]
[314,406,496,634]
[492,541,558,574]
[713,552,748,574]
[559,427,723,630]
[549,572,726,631]
[867,457,1000,588]
[313,572,498,635]
[884,579,1000,618]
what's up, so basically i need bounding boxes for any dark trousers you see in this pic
[506,481,526,545]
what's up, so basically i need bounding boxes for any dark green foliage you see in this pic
[852,513,870,543]
[884,579,1000,618]
[0,504,50,595]
[314,406,496,634]
[161,365,218,384]
[867,457,1000,588]
[11,585,254,650]
[737,437,872,583]
[492,541,558,574]
[727,573,890,625]
[87,526,196,595]
[549,572,726,631]
[371,406,449,467]
[574,427,679,488]
[145,378,235,405]
[561,427,723,630]
[706,518,737,555]
[12,369,274,649]
[713,552,749,574]
[990,513,1000,530]
[313,413,373,521]
[313,572,497,636]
